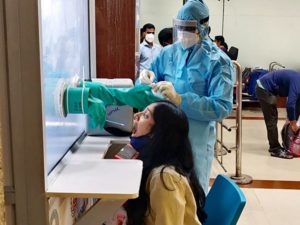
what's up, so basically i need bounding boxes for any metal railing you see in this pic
[215,61,253,184]
[269,61,285,71]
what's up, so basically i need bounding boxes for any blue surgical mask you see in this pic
[130,135,152,167]
[130,135,150,152]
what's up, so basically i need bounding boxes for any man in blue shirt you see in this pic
[139,23,162,72]
[256,69,300,159]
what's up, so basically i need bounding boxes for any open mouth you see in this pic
[132,122,137,135]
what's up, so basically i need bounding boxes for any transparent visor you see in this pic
[173,18,198,43]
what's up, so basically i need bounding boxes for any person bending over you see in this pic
[256,69,300,159]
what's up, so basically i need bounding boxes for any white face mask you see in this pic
[145,33,155,43]
[177,31,199,50]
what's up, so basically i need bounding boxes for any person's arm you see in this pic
[290,120,299,133]
[179,59,234,122]
[287,83,300,133]
[147,171,186,225]
[150,47,234,122]
[149,47,169,83]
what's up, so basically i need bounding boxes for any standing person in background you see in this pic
[158,27,173,47]
[256,69,300,159]
[137,0,234,193]
[139,23,162,72]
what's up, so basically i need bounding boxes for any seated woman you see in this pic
[214,35,228,53]
[125,100,207,225]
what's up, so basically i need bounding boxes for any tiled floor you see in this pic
[211,108,300,225]
[212,119,300,181]
[239,188,300,225]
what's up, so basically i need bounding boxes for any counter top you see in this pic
[46,136,142,199]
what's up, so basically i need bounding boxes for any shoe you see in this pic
[270,149,293,159]
[268,146,283,153]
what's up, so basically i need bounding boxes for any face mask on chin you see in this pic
[130,135,153,167]
[178,31,200,50]
[130,135,150,153]
[145,33,155,43]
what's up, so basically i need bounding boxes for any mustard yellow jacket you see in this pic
[145,166,201,225]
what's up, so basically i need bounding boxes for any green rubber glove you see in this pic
[64,82,164,128]
[88,96,106,129]
[63,87,89,114]
[63,87,107,128]
[80,81,163,110]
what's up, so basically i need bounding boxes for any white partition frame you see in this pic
[1,0,48,224]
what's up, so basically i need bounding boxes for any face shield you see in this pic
[173,18,200,50]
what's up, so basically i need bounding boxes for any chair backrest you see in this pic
[203,174,246,225]
[227,46,239,60]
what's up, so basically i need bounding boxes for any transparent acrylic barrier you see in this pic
[40,0,90,173]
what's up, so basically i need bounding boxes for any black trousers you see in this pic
[255,84,281,149]
[256,84,300,149]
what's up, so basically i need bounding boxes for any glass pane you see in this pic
[40,0,90,173]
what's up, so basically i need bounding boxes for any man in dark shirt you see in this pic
[158,27,173,47]
[255,69,300,159]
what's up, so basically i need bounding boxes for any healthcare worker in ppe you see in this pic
[137,0,234,193]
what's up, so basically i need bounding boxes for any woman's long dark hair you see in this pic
[125,100,207,225]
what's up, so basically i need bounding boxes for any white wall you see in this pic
[140,0,183,44]
[141,0,300,71]
[208,0,300,71]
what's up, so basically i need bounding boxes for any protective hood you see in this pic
[177,0,209,39]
